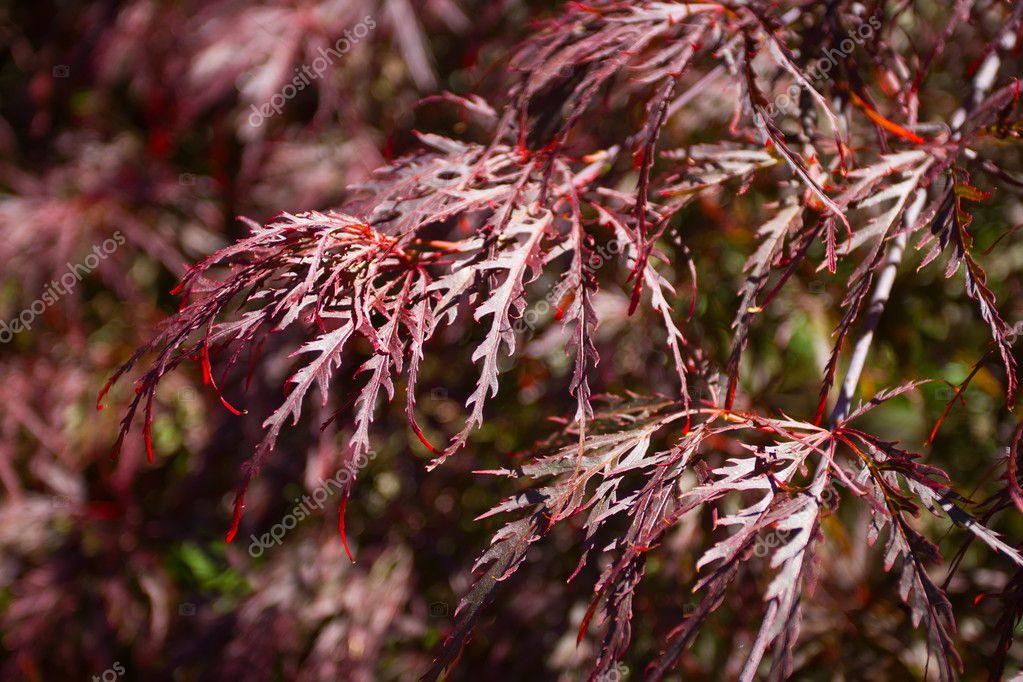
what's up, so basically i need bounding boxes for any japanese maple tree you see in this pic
[103,1,1023,679]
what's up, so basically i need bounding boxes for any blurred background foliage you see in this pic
[0,1,1021,680]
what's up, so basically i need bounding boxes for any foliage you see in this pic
[4,0,1023,679]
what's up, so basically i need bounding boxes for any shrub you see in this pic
[105,1,1023,679]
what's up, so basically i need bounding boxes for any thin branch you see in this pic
[828,191,924,426]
